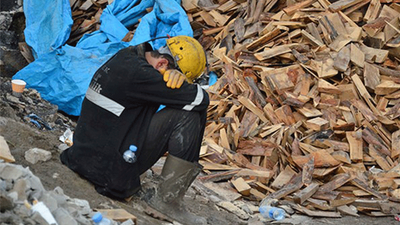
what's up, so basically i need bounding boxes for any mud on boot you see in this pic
[144,154,207,225]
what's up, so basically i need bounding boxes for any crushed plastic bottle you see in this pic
[92,212,112,225]
[259,205,285,221]
[123,145,137,163]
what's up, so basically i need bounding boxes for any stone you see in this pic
[121,219,135,225]
[49,188,68,207]
[0,211,24,224]
[7,191,17,201]
[25,171,45,200]
[217,201,250,220]
[0,163,24,180]
[40,192,58,212]
[68,198,91,215]
[234,200,258,214]
[54,208,78,225]
[11,178,27,200]
[25,148,52,164]
[0,189,14,212]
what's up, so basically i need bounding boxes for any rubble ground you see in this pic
[1,77,400,225]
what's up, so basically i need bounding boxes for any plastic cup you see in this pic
[11,79,26,97]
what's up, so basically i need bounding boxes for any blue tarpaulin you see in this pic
[14,0,193,116]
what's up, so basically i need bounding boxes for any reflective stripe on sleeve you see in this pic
[182,84,204,111]
[85,88,125,116]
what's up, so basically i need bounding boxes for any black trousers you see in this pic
[137,107,206,175]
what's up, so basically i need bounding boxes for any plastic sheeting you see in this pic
[14,0,193,116]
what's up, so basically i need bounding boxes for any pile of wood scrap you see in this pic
[186,0,400,218]
[67,0,110,45]
[59,0,400,219]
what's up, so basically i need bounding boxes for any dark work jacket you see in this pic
[60,44,209,199]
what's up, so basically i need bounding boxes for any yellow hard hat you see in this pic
[166,36,206,83]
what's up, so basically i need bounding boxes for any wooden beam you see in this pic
[0,136,15,163]
[347,130,363,162]
[293,183,320,204]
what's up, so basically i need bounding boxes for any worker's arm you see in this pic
[127,62,209,112]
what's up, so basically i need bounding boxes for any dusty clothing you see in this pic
[60,44,209,199]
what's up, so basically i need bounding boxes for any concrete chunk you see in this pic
[24,148,51,164]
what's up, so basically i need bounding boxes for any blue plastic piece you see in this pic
[92,212,102,223]
[14,0,193,116]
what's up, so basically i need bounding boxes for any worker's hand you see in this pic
[163,69,186,89]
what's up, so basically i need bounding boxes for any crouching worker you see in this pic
[60,36,209,224]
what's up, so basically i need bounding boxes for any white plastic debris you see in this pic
[59,128,73,146]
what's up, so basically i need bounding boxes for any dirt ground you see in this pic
[1,96,400,225]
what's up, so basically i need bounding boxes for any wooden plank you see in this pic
[351,74,376,106]
[217,0,238,13]
[96,209,137,223]
[392,130,400,158]
[298,107,323,118]
[268,173,303,199]
[360,44,389,64]
[231,177,251,196]
[200,11,217,27]
[246,28,281,51]
[271,165,297,189]
[328,0,364,12]
[254,45,293,61]
[293,183,320,204]
[329,35,352,52]
[283,0,316,15]
[0,136,15,163]
[292,151,340,168]
[331,151,351,164]
[79,0,93,10]
[337,205,359,217]
[209,10,229,26]
[302,156,315,185]
[306,117,329,131]
[246,0,265,24]
[352,178,388,199]
[317,79,341,94]
[307,23,324,45]
[302,30,325,47]
[318,173,352,193]
[364,0,381,22]
[291,49,310,64]
[238,96,269,123]
[350,43,364,68]
[375,80,400,95]
[198,170,239,182]
[363,17,387,37]
[347,130,363,162]
[234,18,245,42]
[182,0,199,13]
[364,62,380,90]
[333,45,351,72]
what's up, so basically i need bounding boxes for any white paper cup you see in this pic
[11,79,26,97]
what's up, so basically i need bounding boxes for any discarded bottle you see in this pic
[259,205,285,221]
[92,212,111,225]
[123,145,137,163]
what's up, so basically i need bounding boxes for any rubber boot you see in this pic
[146,154,207,225]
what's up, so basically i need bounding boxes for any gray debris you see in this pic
[0,162,125,225]
[24,148,52,164]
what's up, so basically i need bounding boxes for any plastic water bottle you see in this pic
[92,212,111,225]
[123,145,137,163]
[259,205,285,221]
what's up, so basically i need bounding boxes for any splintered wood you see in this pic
[187,0,400,219]
[67,0,112,45]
